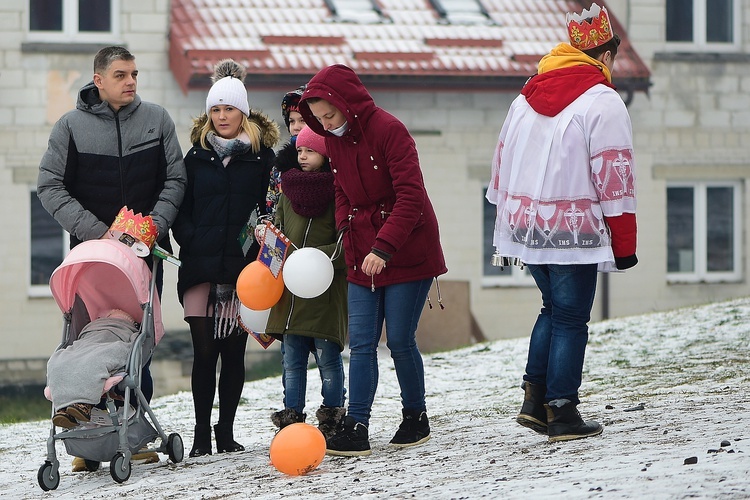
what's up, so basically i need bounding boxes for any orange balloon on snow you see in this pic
[269,423,326,476]
[236,261,284,310]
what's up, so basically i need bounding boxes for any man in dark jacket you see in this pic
[37,46,186,466]
[37,46,186,254]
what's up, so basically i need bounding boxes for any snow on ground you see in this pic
[2,298,749,499]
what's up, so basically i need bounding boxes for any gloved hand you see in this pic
[615,254,638,270]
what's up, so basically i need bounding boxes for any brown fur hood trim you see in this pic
[189,109,281,148]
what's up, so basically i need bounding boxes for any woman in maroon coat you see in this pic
[299,64,447,456]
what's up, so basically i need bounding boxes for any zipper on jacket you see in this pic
[285,295,295,330]
[349,209,358,272]
[115,114,126,205]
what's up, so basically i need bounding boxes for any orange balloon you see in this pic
[236,261,284,310]
[269,423,326,476]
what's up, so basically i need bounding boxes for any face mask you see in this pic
[329,121,349,137]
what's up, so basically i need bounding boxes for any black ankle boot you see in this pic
[516,381,548,434]
[189,424,212,457]
[326,416,371,457]
[389,408,431,448]
[214,422,245,453]
[545,399,603,442]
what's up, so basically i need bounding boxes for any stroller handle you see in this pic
[151,244,181,267]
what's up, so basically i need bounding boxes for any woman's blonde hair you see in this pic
[198,113,262,152]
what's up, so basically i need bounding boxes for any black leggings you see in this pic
[188,317,248,427]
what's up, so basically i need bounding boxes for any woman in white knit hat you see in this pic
[171,59,280,457]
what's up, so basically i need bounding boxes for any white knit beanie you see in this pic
[205,76,250,116]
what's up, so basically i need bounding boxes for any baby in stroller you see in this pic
[47,308,139,429]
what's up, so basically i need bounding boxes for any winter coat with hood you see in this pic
[37,81,186,250]
[264,160,348,349]
[171,111,280,303]
[299,64,447,289]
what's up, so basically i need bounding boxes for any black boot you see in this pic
[271,407,306,431]
[315,406,345,440]
[516,381,548,434]
[326,416,371,457]
[545,399,603,442]
[214,422,245,453]
[189,424,212,457]
[389,409,431,448]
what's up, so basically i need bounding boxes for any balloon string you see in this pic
[330,231,344,262]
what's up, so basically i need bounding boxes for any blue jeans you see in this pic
[283,334,345,413]
[347,279,432,426]
[524,264,598,405]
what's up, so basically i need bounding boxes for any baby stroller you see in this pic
[37,238,184,491]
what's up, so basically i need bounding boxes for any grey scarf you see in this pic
[207,132,252,163]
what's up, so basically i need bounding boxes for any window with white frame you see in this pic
[665,0,739,50]
[666,181,742,283]
[482,188,533,286]
[28,0,119,42]
[30,190,67,295]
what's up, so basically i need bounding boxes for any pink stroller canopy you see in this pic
[49,239,164,343]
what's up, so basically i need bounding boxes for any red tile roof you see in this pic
[169,0,650,94]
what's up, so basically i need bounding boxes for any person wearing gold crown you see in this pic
[171,59,280,458]
[486,3,638,442]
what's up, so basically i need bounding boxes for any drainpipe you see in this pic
[601,273,609,319]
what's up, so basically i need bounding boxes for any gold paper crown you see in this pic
[110,206,158,249]
[566,3,613,51]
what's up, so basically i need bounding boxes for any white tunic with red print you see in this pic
[486,81,636,272]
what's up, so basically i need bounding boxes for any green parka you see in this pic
[265,195,348,349]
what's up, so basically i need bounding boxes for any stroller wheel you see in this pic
[37,461,60,491]
[167,433,184,464]
[110,453,131,483]
[84,459,100,472]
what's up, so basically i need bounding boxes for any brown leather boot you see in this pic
[545,399,603,442]
[516,381,548,434]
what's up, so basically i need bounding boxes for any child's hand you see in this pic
[254,224,267,243]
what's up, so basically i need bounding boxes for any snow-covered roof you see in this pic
[169,0,651,93]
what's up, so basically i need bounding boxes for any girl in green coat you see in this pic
[267,126,347,439]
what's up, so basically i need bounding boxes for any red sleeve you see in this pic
[604,212,637,258]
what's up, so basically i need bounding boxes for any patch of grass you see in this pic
[0,386,50,424]
[0,351,284,425]
[246,351,283,381]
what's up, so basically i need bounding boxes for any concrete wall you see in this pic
[618,0,750,318]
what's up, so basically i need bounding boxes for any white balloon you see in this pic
[239,305,271,333]
[283,247,334,299]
